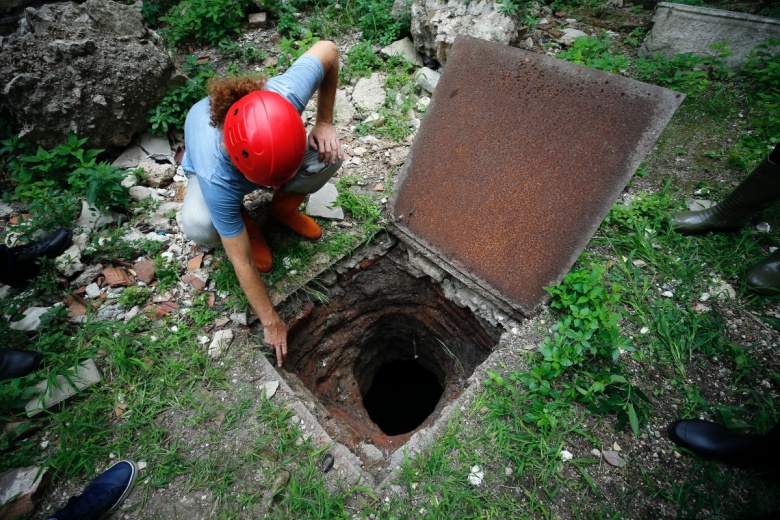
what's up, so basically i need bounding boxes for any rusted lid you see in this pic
[390,36,684,316]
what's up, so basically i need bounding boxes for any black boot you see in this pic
[0,228,72,289]
[672,157,780,234]
[746,249,780,295]
[667,419,768,468]
[0,349,43,381]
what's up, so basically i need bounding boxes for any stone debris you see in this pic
[139,133,173,162]
[559,28,588,46]
[307,183,344,220]
[560,449,573,461]
[0,466,50,519]
[601,450,626,468]
[25,359,103,417]
[9,307,52,332]
[248,12,268,28]
[686,199,715,211]
[75,200,120,232]
[358,442,384,465]
[262,470,290,507]
[467,465,484,486]
[352,73,387,112]
[414,67,440,94]
[261,381,279,399]
[639,2,780,68]
[208,330,234,359]
[708,281,737,300]
[380,37,423,67]
[229,312,247,326]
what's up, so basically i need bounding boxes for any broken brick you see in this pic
[132,259,155,285]
[181,273,207,291]
[187,253,204,271]
[102,267,134,287]
[142,301,179,317]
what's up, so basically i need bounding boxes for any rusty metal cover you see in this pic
[390,36,684,317]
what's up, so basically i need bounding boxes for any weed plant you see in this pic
[160,0,256,48]
[560,35,780,172]
[147,56,215,136]
[0,132,130,236]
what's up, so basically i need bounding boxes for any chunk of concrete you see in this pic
[414,67,440,94]
[334,90,356,125]
[139,133,172,161]
[352,73,387,112]
[306,183,344,220]
[381,37,424,67]
[9,307,52,332]
[25,359,102,417]
[0,466,50,519]
[111,145,146,169]
[248,12,267,28]
[640,2,780,68]
[208,329,234,359]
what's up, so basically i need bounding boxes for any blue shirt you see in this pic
[181,54,324,238]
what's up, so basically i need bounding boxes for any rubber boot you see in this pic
[270,190,322,241]
[746,249,780,295]
[241,210,272,273]
[672,157,780,234]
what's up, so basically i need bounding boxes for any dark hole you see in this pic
[362,359,443,436]
[233,108,239,115]
[242,150,249,158]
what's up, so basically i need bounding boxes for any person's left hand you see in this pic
[308,122,341,165]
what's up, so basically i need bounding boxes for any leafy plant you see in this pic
[352,0,412,46]
[140,0,179,26]
[558,33,631,74]
[275,30,320,70]
[148,56,215,136]
[153,255,182,291]
[160,0,255,48]
[119,286,153,309]
[728,39,780,170]
[1,133,130,225]
[343,41,382,84]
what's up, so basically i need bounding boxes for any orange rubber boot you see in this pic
[241,210,272,273]
[270,190,322,241]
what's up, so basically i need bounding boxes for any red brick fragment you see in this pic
[102,267,134,287]
[132,259,155,285]
[188,254,204,271]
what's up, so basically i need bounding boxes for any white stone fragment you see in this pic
[467,465,484,486]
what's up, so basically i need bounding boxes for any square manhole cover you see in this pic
[390,35,684,316]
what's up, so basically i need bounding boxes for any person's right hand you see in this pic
[263,317,288,367]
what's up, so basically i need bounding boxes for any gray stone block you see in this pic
[640,2,780,68]
[307,183,344,220]
[25,359,103,417]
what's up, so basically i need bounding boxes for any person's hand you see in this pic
[263,316,288,367]
[308,122,341,165]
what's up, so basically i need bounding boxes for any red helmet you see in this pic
[223,90,306,187]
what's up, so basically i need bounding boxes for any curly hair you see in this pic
[207,74,268,128]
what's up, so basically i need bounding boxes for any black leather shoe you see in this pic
[668,419,765,467]
[0,228,72,289]
[0,349,43,381]
[746,250,780,295]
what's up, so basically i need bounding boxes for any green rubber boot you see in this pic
[672,157,780,235]
[746,250,780,295]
